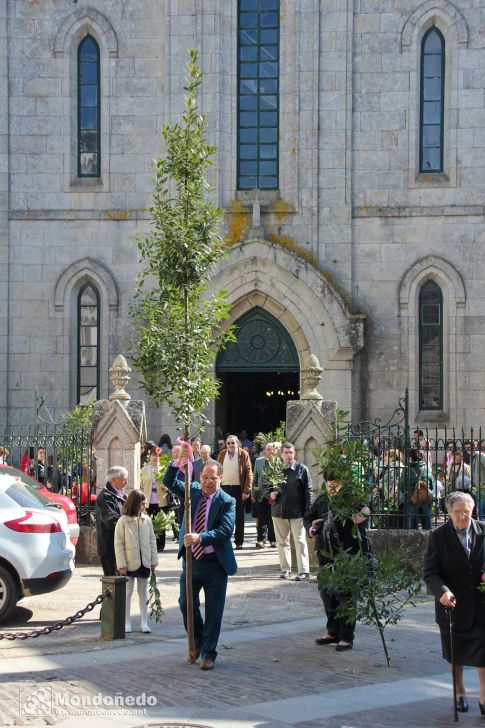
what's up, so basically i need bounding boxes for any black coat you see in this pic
[96,483,126,559]
[271,461,312,519]
[424,518,485,631]
[303,494,371,564]
[303,494,329,561]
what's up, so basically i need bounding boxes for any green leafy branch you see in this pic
[253,421,286,448]
[262,455,286,495]
[150,507,178,538]
[318,544,422,666]
[147,572,164,623]
[314,437,372,524]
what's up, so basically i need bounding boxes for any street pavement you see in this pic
[0,517,481,728]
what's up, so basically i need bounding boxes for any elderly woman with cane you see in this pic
[424,491,485,716]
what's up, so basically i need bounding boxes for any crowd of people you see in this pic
[367,429,485,527]
[5,424,484,703]
[94,428,484,710]
[95,431,315,669]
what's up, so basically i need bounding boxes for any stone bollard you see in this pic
[100,575,128,640]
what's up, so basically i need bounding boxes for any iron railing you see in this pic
[341,391,485,529]
[0,423,95,526]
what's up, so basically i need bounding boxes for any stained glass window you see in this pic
[78,284,100,403]
[419,280,443,410]
[238,0,279,189]
[420,27,445,173]
[78,35,100,177]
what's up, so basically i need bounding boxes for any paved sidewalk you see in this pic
[0,520,480,728]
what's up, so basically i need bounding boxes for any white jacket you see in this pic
[114,513,158,572]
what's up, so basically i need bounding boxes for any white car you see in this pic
[0,476,75,622]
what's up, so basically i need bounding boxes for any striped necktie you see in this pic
[192,495,209,560]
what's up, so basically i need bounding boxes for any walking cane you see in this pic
[447,604,459,722]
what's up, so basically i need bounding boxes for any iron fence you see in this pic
[341,392,485,529]
[0,423,95,525]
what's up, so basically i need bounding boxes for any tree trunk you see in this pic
[184,457,196,662]
[183,287,196,663]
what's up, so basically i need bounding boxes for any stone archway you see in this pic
[206,237,365,438]
[215,306,300,437]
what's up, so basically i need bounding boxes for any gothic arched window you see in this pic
[77,283,100,403]
[419,27,445,173]
[78,35,100,177]
[237,0,279,189]
[419,280,443,410]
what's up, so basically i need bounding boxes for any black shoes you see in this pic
[315,636,338,645]
[455,696,468,713]
[335,643,353,652]
[479,701,485,716]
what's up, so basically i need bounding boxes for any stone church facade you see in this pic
[1,0,484,436]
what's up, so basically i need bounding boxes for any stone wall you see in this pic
[307,528,430,576]
[3,1,485,433]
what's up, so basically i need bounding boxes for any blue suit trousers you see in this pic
[179,555,228,661]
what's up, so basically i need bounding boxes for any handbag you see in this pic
[167,489,180,509]
[411,480,432,506]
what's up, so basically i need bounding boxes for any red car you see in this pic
[0,465,80,545]
[71,481,97,506]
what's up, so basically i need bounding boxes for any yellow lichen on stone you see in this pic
[106,209,130,220]
[224,199,251,246]
[266,232,318,269]
[266,230,360,315]
[269,199,295,223]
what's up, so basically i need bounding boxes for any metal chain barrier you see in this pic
[0,590,109,641]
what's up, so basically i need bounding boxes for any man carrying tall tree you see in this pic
[130,50,235,663]
[163,445,237,670]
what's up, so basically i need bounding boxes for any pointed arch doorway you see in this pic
[215,307,300,438]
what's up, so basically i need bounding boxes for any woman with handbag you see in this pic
[412,449,434,529]
[140,444,171,551]
[114,489,158,633]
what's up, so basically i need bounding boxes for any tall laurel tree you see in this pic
[130,50,234,663]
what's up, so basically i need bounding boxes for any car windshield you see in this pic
[0,465,42,491]
[4,481,60,510]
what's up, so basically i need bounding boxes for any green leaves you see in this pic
[150,507,178,537]
[314,433,422,666]
[135,49,222,292]
[314,437,371,524]
[262,455,286,494]
[317,545,422,666]
[131,284,234,427]
[130,49,234,432]
[147,572,164,623]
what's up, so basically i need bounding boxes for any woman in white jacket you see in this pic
[114,489,158,633]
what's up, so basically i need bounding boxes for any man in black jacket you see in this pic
[270,442,312,580]
[96,466,128,575]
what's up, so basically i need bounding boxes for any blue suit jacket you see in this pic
[163,465,238,576]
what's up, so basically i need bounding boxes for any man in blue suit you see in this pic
[163,451,237,671]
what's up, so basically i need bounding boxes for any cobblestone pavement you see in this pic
[0,520,480,728]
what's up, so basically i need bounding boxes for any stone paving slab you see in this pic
[0,521,473,728]
[0,603,472,728]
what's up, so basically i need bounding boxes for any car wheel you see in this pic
[0,565,18,622]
